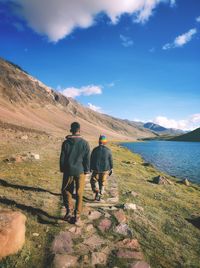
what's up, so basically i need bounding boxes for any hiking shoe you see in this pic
[63,212,72,222]
[94,192,101,201]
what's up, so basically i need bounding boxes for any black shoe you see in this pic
[63,212,72,222]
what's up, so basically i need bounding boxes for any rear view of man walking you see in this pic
[90,135,113,201]
[60,122,90,224]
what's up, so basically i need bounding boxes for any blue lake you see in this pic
[122,141,200,183]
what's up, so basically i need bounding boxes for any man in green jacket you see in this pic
[60,122,90,224]
[90,135,113,201]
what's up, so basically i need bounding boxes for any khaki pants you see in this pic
[90,171,109,194]
[62,173,85,216]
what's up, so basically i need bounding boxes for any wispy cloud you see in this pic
[88,103,102,113]
[120,34,134,47]
[152,114,200,130]
[196,16,200,23]
[8,0,174,42]
[163,28,197,50]
[60,85,102,98]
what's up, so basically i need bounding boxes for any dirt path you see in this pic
[52,174,150,268]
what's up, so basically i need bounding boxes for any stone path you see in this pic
[53,174,151,268]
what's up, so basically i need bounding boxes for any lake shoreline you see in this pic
[120,140,200,185]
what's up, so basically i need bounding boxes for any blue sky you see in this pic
[0,0,200,130]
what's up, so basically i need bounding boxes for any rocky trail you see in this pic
[52,174,150,268]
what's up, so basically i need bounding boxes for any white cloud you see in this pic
[196,16,200,23]
[163,28,197,50]
[60,85,102,98]
[152,114,200,130]
[88,103,102,113]
[120,34,134,47]
[107,82,115,88]
[9,0,174,42]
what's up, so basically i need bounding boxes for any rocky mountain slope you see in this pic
[171,127,200,142]
[143,122,184,135]
[0,58,154,140]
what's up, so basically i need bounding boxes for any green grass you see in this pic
[0,135,200,268]
[110,143,200,268]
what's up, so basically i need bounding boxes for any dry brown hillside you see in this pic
[0,58,154,140]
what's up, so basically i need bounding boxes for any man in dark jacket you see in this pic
[60,122,90,224]
[90,135,113,201]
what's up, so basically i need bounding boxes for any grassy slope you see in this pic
[112,144,200,268]
[0,134,200,268]
[171,128,200,142]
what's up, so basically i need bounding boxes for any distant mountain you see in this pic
[143,122,185,135]
[171,128,200,142]
[143,122,167,132]
[0,57,155,140]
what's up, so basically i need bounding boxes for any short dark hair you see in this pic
[70,122,80,133]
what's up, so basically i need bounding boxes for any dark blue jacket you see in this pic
[90,145,113,172]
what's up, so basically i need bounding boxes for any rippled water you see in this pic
[122,141,200,183]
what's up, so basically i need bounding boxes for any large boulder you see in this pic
[153,175,172,185]
[0,209,26,260]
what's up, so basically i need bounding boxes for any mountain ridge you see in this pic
[0,58,155,140]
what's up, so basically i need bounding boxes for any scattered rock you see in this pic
[53,254,78,268]
[98,218,112,232]
[83,235,105,250]
[0,209,26,260]
[88,210,102,220]
[85,224,94,232]
[68,226,82,236]
[128,191,139,197]
[117,249,144,260]
[32,233,39,237]
[21,135,28,140]
[124,203,137,210]
[182,178,190,186]
[91,252,107,266]
[143,162,152,167]
[122,161,136,165]
[113,209,127,223]
[137,206,144,212]
[153,175,172,185]
[29,153,40,160]
[114,223,133,236]
[130,261,151,268]
[4,152,40,163]
[116,239,140,251]
[51,231,73,254]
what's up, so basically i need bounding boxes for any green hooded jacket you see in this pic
[90,145,113,172]
[60,135,90,176]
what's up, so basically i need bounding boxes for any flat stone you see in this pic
[0,209,26,260]
[53,254,78,268]
[32,233,39,237]
[91,252,107,266]
[68,226,82,236]
[51,231,73,254]
[117,249,144,260]
[85,224,95,232]
[124,203,137,210]
[116,239,140,251]
[114,223,133,236]
[21,135,28,140]
[98,218,112,232]
[130,191,139,197]
[107,197,119,203]
[113,209,127,224]
[182,178,190,186]
[130,261,151,268]
[153,175,172,185]
[83,235,105,250]
[88,210,102,220]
